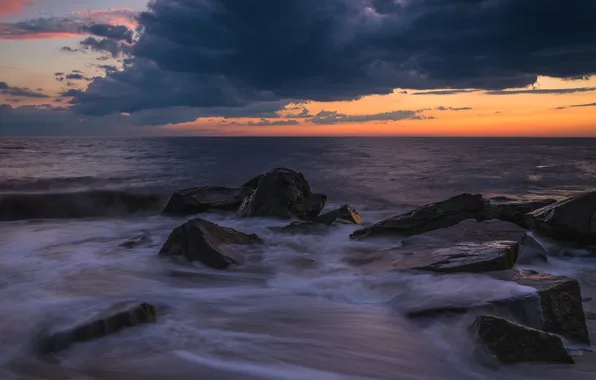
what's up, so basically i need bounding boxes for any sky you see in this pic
[0,0,595,136]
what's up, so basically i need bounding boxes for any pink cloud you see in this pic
[0,0,32,16]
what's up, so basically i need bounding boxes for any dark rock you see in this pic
[389,241,519,273]
[407,269,590,345]
[162,186,253,216]
[469,315,574,364]
[276,221,331,235]
[350,193,487,240]
[237,168,326,220]
[40,302,157,353]
[316,204,362,225]
[526,191,596,244]
[0,190,164,221]
[241,174,263,189]
[159,218,262,269]
[405,219,526,244]
[484,198,557,228]
[119,233,150,249]
[517,234,548,265]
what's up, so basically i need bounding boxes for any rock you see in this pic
[315,204,362,225]
[526,191,596,244]
[119,233,150,249]
[407,269,590,345]
[237,168,326,220]
[469,315,574,364]
[276,221,331,235]
[159,218,262,269]
[162,186,253,216]
[241,174,263,189]
[484,198,557,228]
[405,219,526,244]
[350,193,487,240]
[40,302,157,353]
[389,241,519,274]
[517,234,548,265]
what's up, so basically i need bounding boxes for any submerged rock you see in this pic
[526,191,596,244]
[350,193,487,240]
[276,221,331,235]
[40,302,157,353]
[159,218,262,269]
[484,198,557,228]
[469,315,574,364]
[119,233,150,249]
[162,186,253,216]
[316,204,362,225]
[237,168,326,220]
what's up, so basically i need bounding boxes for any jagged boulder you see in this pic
[159,218,262,269]
[469,315,574,364]
[350,193,487,240]
[162,186,253,216]
[316,204,362,225]
[484,198,557,228]
[275,205,362,235]
[40,302,157,353]
[237,168,326,220]
[526,191,596,244]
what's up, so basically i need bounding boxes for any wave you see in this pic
[0,190,167,221]
[0,176,127,192]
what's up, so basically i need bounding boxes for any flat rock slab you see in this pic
[162,186,253,216]
[350,193,487,240]
[404,219,526,244]
[469,315,574,364]
[159,218,262,269]
[526,191,596,244]
[40,302,157,353]
[407,269,590,345]
[484,198,557,228]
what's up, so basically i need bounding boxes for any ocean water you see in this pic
[0,137,596,379]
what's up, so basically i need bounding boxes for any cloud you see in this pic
[67,0,596,119]
[79,36,131,57]
[0,0,32,17]
[310,109,427,125]
[485,87,596,95]
[412,89,480,96]
[0,82,48,98]
[65,73,90,81]
[0,9,136,40]
[245,119,299,126]
[555,102,596,110]
[435,106,472,111]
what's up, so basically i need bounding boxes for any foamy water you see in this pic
[1,137,596,379]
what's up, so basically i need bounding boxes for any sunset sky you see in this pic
[1,0,595,136]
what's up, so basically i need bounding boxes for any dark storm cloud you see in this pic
[310,109,426,124]
[0,82,49,98]
[485,87,596,95]
[58,0,596,119]
[79,37,131,57]
[555,102,596,110]
[79,24,134,43]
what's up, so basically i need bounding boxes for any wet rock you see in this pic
[407,269,590,345]
[119,233,150,249]
[526,191,596,244]
[406,219,526,244]
[237,168,326,220]
[316,204,362,225]
[517,234,548,265]
[159,218,262,269]
[40,302,157,353]
[276,221,331,235]
[388,241,519,274]
[350,193,487,240]
[484,198,557,228]
[469,315,574,364]
[241,174,263,189]
[162,186,253,216]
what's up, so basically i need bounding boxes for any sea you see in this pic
[0,137,595,379]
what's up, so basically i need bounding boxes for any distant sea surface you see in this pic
[1,137,596,380]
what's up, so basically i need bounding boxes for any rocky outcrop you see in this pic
[159,218,262,269]
[407,269,590,345]
[237,168,326,220]
[350,193,487,240]
[406,219,526,244]
[162,186,253,216]
[484,198,557,228]
[40,302,157,353]
[469,315,574,364]
[316,204,362,225]
[526,191,596,244]
[241,174,263,190]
